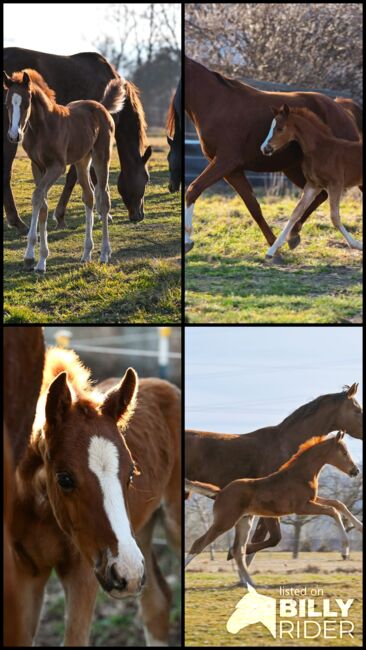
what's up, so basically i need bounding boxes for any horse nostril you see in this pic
[110,563,127,590]
[141,572,146,586]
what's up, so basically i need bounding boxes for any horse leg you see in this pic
[266,184,319,259]
[224,170,277,246]
[3,130,28,232]
[53,164,77,228]
[92,150,112,263]
[56,554,98,646]
[328,185,362,250]
[75,158,95,262]
[184,155,241,253]
[137,516,171,646]
[14,565,51,645]
[246,517,281,560]
[296,501,350,559]
[230,516,255,586]
[283,166,328,248]
[316,497,363,533]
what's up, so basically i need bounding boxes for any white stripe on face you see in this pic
[88,436,144,582]
[9,93,22,140]
[260,118,276,153]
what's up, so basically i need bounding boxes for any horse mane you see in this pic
[289,106,333,137]
[278,435,327,471]
[123,80,147,153]
[10,68,69,115]
[166,97,176,137]
[212,69,244,90]
[280,390,346,429]
[40,347,93,399]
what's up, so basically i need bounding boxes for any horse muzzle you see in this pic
[7,131,23,144]
[129,209,144,223]
[95,559,145,599]
[349,466,359,477]
[261,144,273,156]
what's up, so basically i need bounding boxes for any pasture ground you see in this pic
[185,190,362,323]
[4,131,181,324]
[35,521,181,646]
[185,551,362,647]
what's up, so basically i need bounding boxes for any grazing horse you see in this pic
[167,79,182,193]
[185,432,362,586]
[184,56,361,253]
[185,383,362,585]
[3,326,45,646]
[3,47,152,232]
[13,347,181,646]
[261,104,363,258]
[4,69,124,271]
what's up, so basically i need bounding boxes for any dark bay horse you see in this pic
[13,347,181,646]
[184,56,362,253]
[186,432,362,586]
[3,47,152,232]
[261,104,362,258]
[4,69,124,271]
[167,78,182,193]
[185,384,362,585]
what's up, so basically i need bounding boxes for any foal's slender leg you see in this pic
[296,501,350,559]
[92,152,112,263]
[137,516,171,646]
[185,156,241,253]
[75,158,95,262]
[328,185,363,250]
[3,133,28,232]
[316,497,363,532]
[230,516,255,586]
[246,517,281,561]
[266,184,319,258]
[57,555,98,646]
[53,164,77,228]
[224,170,277,246]
[15,567,51,645]
[283,166,328,247]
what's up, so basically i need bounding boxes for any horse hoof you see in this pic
[55,219,66,230]
[185,242,194,254]
[265,254,285,265]
[288,234,301,250]
[24,258,35,271]
[35,268,45,275]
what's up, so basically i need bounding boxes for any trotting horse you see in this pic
[185,432,363,586]
[184,56,362,253]
[261,104,363,258]
[3,47,152,232]
[167,78,182,193]
[4,69,124,271]
[12,346,181,646]
[185,383,362,585]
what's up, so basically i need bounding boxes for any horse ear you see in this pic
[3,71,13,89]
[347,383,358,398]
[283,103,290,117]
[142,145,152,164]
[21,71,31,88]
[101,367,138,425]
[270,105,279,116]
[45,372,72,433]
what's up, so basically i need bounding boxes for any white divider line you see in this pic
[68,342,181,359]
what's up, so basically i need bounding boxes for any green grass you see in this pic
[185,571,362,646]
[4,134,181,323]
[185,192,363,323]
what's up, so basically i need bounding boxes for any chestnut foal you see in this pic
[261,104,363,259]
[185,432,362,587]
[13,347,181,646]
[3,69,124,271]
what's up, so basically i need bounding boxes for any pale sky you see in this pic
[185,326,363,461]
[4,3,181,57]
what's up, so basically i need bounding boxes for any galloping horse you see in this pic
[185,384,362,585]
[261,104,363,258]
[184,56,362,253]
[3,47,152,232]
[167,78,182,193]
[4,69,124,271]
[13,347,181,646]
[186,432,362,586]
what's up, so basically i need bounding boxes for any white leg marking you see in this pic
[260,119,276,153]
[81,206,94,262]
[35,209,49,273]
[185,203,194,246]
[143,628,168,647]
[88,437,144,583]
[100,212,112,263]
[184,553,196,568]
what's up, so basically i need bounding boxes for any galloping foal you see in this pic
[185,432,362,587]
[3,69,125,271]
[13,348,181,646]
[261,104,363,259]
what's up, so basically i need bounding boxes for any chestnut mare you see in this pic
[167,79,182,193]
[13,347,181,646]
[185,384,362,585]
[186,432,362,586]
[4,326,45,646]
[184,56,362,253]
[261,104,363,259]
[4,69,124,272]
[3,47,152,232]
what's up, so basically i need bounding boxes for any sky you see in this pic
[185,326,363,461]
[4,3,181,57]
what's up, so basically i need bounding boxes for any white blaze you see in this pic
[88,436,144,582]
[260,118,276,153]
[9,93,22,140]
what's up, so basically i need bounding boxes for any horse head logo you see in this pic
[226,583,276,638]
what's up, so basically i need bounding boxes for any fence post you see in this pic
[158,327,171,378]
[54,329,73,348]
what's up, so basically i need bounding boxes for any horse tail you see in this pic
[100,78,125,114]
[166,98,176,138]
[185,478,220,499]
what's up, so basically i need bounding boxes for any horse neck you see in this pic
[291,114,331,154]
[28,89,54,131]
[278,397,339,455]
[289,440,330,480]
[186,58,222,122]
[115,87,145,164]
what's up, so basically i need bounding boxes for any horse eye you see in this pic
[57,472,75,491]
